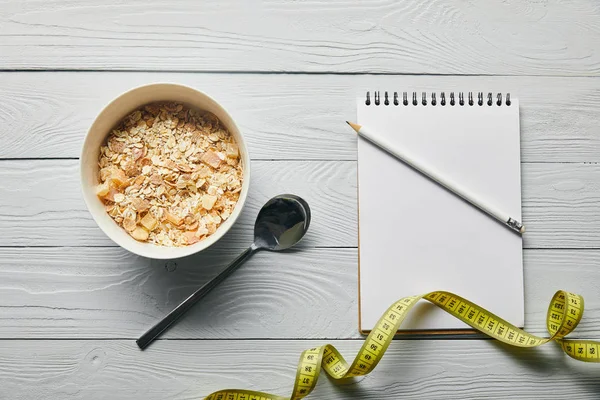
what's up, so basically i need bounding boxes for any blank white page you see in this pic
[358,94,523,332]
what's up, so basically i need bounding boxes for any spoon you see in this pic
[136,194,311,350]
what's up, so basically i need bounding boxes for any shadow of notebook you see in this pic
[357,92,523,334]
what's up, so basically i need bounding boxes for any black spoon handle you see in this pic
[137,245,258,350]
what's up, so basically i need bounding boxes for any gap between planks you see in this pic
[5,69,600,78]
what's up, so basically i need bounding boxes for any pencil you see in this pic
[347,121,525,234]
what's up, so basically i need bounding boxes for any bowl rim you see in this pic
[80,82,251,259]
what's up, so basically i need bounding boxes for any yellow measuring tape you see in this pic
[204,290,599,400]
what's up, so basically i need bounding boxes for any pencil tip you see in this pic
[520,226,526,234]
[346,121,361,132]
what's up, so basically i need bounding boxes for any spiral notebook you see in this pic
[358,91,524,333]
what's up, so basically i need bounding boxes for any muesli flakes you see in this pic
[96,102,243,247]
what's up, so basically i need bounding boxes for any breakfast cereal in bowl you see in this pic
[97,102,243,247]
[81,83,250,259]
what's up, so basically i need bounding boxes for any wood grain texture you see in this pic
[2,1,600,396]
[0,247,599,340]
[0,159,356,248]
[2,159,600,248]
[2,73,600,162]
[0,247,358,339]
[1,339,600,400]
[2,0,600,75]
[522,163,600,249]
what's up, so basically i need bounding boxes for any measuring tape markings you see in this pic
[204,290,598,400]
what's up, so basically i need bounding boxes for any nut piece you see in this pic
[131,198,150,212]
[123,218,137,232]
[149,174,162,186]
[132,146,146,161]
[130,227,149,241]
[140,213,159,231]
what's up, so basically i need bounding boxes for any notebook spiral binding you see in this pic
[365,91,511,107]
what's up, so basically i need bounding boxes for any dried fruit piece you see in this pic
[184,231,200,245]
[202,194,218,210]
[201,150,222,169]
[206,223,217,235]
[96,182,110,197]
[226,143,239,158]
[130,227,149,241]
[109,168,129,188]
[166,211,183,226]
[133,175,146,186]
[140,213,159,231]
[104,188,120,202]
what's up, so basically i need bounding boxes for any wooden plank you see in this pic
[2,159,600,248]
[1,339,599,399]
[522,163,600,249]
[2,73,600,162]
[0,247,358,339]
[2,0,600,75]
[0,159,356,248]
[0,247,599,339]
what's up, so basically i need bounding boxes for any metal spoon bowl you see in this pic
[253,194,311,251]
[137,194,311,350]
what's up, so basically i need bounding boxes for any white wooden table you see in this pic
[2,1,600,398]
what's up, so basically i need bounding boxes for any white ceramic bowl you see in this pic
[81,83,250,259]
